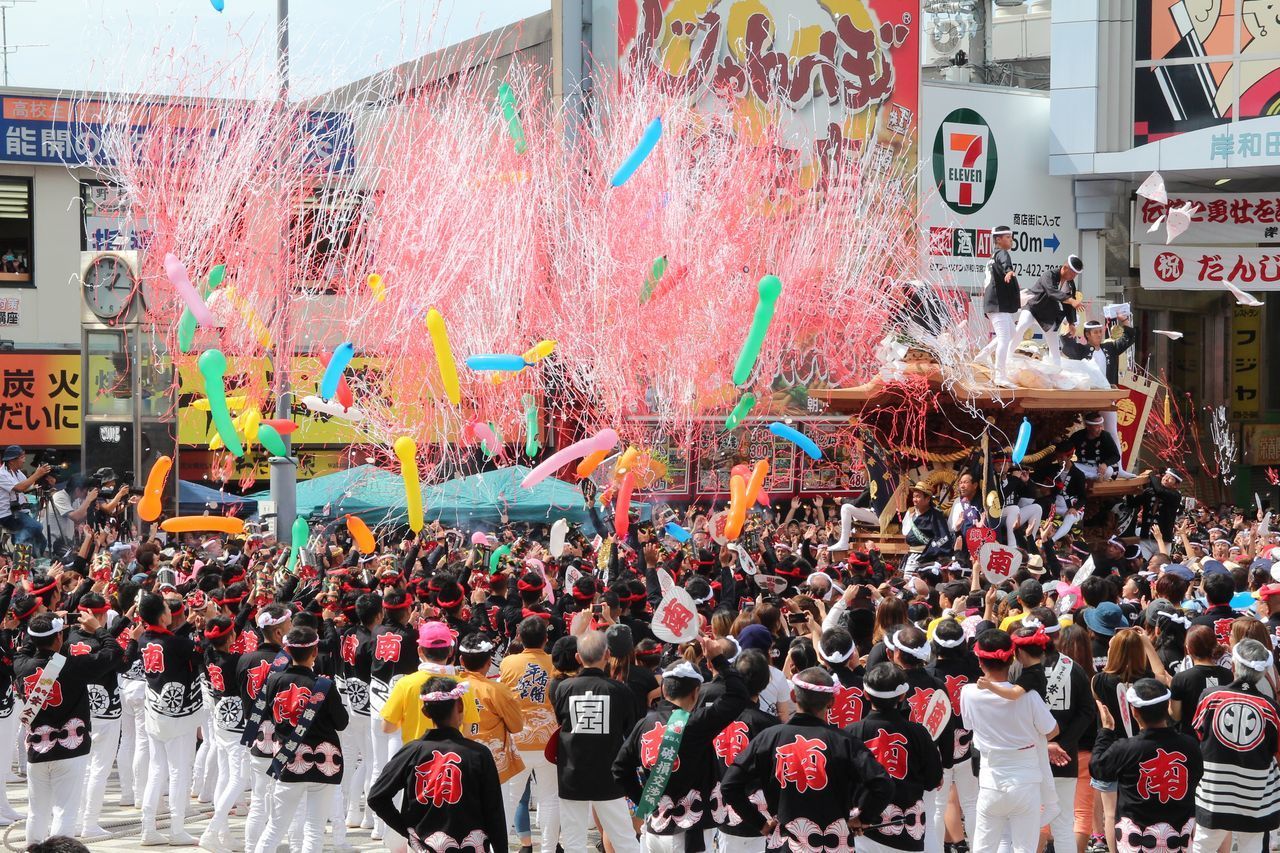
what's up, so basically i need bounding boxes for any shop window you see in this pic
[0,179,33,286]
[292,187,367,292]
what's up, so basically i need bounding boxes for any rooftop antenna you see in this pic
[0,1,46,87]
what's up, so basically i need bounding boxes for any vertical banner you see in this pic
[1115,374,1158,471]
[1231,305,1263,420]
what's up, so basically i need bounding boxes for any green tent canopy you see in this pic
[249,464,405,526]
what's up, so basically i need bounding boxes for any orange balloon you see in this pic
[576,448,610,478]
[724,474,748,540]
[138,455,172,522]
[615,471,636,539]
[614,446,639,478]
[346,514,376,554]
[744,460,769,507]
[161,516,244,535]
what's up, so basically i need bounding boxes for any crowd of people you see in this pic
[0,436,1278,853]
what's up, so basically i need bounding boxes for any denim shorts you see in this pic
[1089,777,1118,793]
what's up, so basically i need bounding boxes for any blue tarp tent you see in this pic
[178,480,258,517]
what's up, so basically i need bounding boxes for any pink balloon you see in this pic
[473,422,502,457]
[615,470,636,539]
[522,428,619,489]
[164,253,214,326]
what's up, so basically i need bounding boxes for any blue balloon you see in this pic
[319,341,355,402]
[210,0,224,9]
[665,522,692,543]
[1012,417,1032,465]
[610,117,662,188]
[768,421,822,461]
[466,354,528,372]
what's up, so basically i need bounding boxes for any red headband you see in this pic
[215,594,245,606]
[31,580,57,597]
[14,601,38,621]
[1011,629,1052,649]
[383,599,412,610]
[435,593,463,609]
[203,623,233,641]
[522,608,549,621]
[518,578,545,592]
[570,587,594,602]
[975,646,1016,662]
[78,604,109,615]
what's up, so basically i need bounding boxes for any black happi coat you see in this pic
[1066,428,1121,469]
[1042,651,1095,778]
[258,664,348,784]
[1192,680,1280,833]
[15,628,122,763]
[846,708,944,852]
[1061,323,1135,386]
[612,657,749,838]
[710,705,779,838]
[928,650,983,766]
[363,620,418,709]
[720,713,893,850]
[368,726,508,852]
[1090,726,1202,849]
[66,623,127,721]
[900,667,953,770]
[133,625,204,719]
[338,624,374,717]
[237,642,289,758]
[983,248,1020,314]
[824,663,868,729]
[552,667,638,801]
[204,646,245,733]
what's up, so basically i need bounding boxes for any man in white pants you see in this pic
[66,593,125,841]
[236,603,293,846]
[959,629,1058,853]
[1012,254,1083,370]
[499,615,561,853]
[982,226,1022,388]
[552,631,641,853]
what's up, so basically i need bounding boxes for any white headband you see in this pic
[724,636,740,664]
[933,632,966,648]
[256,610,290,629]
[789,677,837,694]
[822,644,856,664]
[284,638,319,649]
[1124,685,1171,708]
[421,681,470,702]
[28,617,64,638]
[692,589,713,604]
[864,682,910,699]
[891,630,931,662]
[1021,616,1061,635]
[1233,645,1276,672]
[1156,611,1191,629]
[459,638,496,654]
[662,661,705,683]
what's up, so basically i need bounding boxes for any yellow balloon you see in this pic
[192,395,247,412]
[367,273,386,302]
[425,309,461,406]
[239,407,261,451]
[394,436,423,532]
[522,339,556,363]
[221,286,272,349]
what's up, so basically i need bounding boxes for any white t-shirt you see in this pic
[42,489,78,546]
[0,466,22,520]
[960,681,1057,779]
[759,666,790,717]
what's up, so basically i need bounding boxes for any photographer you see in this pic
[90,468,133,527]
[0,444,51,552]
[40,474,96,552]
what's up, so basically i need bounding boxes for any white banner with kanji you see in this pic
[979,541,1022,586]
[1132,192,1280,244]
[1140,245,1280,291]
[651,569,700,644]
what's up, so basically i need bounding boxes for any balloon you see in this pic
[320,342,355,402]
[744,460,769,507]
[474,422,502,458]
[522,393,541,458]
[614,447,639,478]
[425,309,461,405]
[198,349,243,457]
[665,522,692,543]
[301,395,364,420]
[191,395,246,412]
[210,0,224,10]
[549,518,569,557]
[466,354,527,372]
[346,514,376,554]
[615,470,636,539]
[522,340,556,363]
[177,265,223,354]
[522,428,619,489]
[732,275,782,385]
[1012,417,1032,465]
[316,350,354,410]
[497,82,528,154]
[258,424,288,457]
[732,463,769,507]
[164,253,214,327]
[286,516,309,572]
[208,264,225,289]
[239,407,261,452]
[639,256,667,305]
[394,436,423,533]
[610,117,662,187]
[366,273,386,302]
[769,421,822,460]
[262,418,297,435]
[161,515,244,535]
[724,393,756,431]
[221,285,272,349]
[138,455,172,522]
[489,543,512,575]
[576,449,610,478]
[724,474,748,540]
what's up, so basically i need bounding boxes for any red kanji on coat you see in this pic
[906,688,936,725]
[141,642,165,675]
[340,634,358,666]
[245,660,271,700]
[374,632,403,663]
[866,729,910,780]
[68,642,91,656]
[272,683,313,727]
[414,750,464,807]
[640,721,681,770]
[1136,749,1189,804]
[714,721,750,766]
[944,675,968,717]
[1213,619,1234,646]
[23,669,61,707]
[659,600,695,638]
[207,664,225,694]
[774,735,828,793]
[827,685,865,727]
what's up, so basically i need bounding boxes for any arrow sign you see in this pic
[1044,233,1061,252]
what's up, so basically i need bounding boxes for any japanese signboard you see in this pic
[1115,374,1158,471]
[81,182,153,252]
[921,83,1079,289]
[629,422,692,496]
[797,422,868,493]
[0,296,19,326]
[1132,192,1280,245]
[0,353,82,446]
[618,0,920,175]
[694,424,797,495]
[178,449,348,483]
[1139,245,1280,291]
[1231,305,1263,421]
[1244,425,1280,466]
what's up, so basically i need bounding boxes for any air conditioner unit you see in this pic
[923,4,980,67]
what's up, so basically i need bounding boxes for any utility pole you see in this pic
[0,1,45,87]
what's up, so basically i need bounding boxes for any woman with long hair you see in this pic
[1091,629,1153,853]
[1056,624,1100,853]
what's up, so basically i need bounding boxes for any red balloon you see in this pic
[319,351,355,409]
[262,418,298,435]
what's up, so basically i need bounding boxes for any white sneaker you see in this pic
[169,829,198,846]
[198,828,232,853]
[140,829,168,846]
[80,825,113,842]
[1115,469,1138,480]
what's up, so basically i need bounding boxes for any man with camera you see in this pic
[40,475,96,553]
[0,445,51,553]
[89,468,133,527]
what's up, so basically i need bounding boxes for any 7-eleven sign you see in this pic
[933,109,998,215]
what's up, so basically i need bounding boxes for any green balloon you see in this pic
[208,264,225,289]
[482,423,503,458]
[198,348,243,457]
[489,543,512,575]
[732,275,783,386]
[286,516,309,573]
[497,83,527,155]
[523,393,540,458]
[639,256,668,305]
[724,392,756,431]
[177,308,197,353]
[258,423,288,457]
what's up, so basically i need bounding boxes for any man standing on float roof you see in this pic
[983,225,1021,388]
[1014,254,1084,369]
